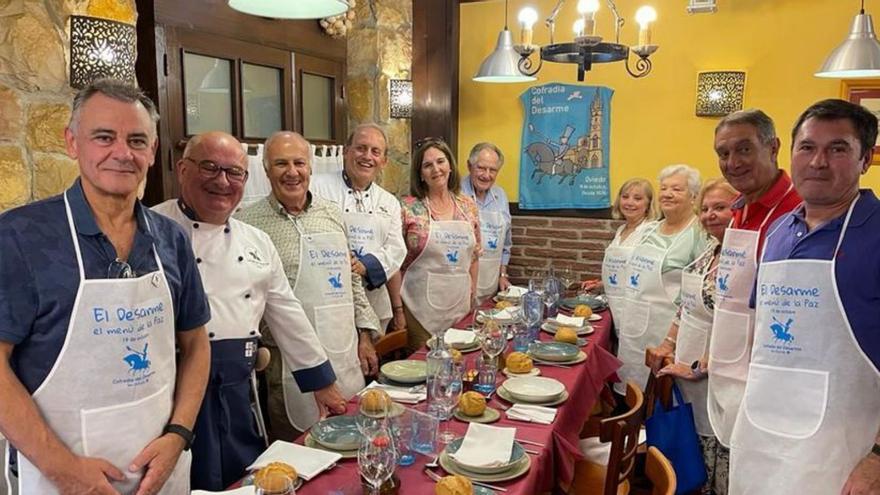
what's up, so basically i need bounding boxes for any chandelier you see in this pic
[513,0,659,82]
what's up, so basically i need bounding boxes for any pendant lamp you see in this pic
[816,0,880,78]
[473,0,537,83]
[228,0,349,20]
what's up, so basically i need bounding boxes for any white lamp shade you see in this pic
[816,13,880,78]
[473,29,537,83]
[228,0,349,20]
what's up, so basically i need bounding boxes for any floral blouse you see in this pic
[400,193,481,272]
[672,237,721,327]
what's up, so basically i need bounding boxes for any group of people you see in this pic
[0,79,514,493]
[589,103,880,494]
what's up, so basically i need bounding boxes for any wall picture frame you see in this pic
[841,79,880,165]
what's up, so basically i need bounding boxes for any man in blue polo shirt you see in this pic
[0,79,211,495]
[729,99,880,495]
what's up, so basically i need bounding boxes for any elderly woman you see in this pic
[583,178,658,322]
[646,178,739,495]
[397,138,481,351]
[616,165,708,397]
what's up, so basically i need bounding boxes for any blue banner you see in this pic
[519,83,613,209]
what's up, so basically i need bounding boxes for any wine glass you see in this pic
[356,390,392,439]
[434,364,463,444]
[558,265,575,297]
[542,276,561,318]
[358,432,398,495]
[254,475,296,495]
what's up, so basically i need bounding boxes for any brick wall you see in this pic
[508,214,621,286]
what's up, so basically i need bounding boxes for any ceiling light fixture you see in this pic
[228,0,350,20]
[816,0,880,78]
[474,0,539,83]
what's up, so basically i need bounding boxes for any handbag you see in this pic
[645,382,707,494]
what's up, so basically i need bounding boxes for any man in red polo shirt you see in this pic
[706,109,801,456]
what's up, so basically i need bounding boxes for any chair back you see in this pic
[646,446,676,495]
[374,328,408,362]
[599,381,646,495]
[644,358,674,419]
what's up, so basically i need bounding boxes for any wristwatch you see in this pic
[163,424,194,451]
[872,443,880,457]
[691,360,706,379]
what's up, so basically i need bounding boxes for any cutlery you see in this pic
[524,448,540,455]
[425,455,440,468]
[424,467,509,492]
[531,359,572,369]
[515,438,545,447]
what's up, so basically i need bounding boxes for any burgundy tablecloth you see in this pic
[278,306,621,494]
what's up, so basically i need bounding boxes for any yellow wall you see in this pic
[458,0,880,199]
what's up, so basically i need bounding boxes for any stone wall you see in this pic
[0,0,136,212]
[346,0,412,197]
[508,214,619,286]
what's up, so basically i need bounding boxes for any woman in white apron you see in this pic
[647,178,739,495]
[12,192,191,495]
[583,178,658,330]
[401,138,480,351]
[617,165,706,397]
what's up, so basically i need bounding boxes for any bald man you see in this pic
[236,131,379,440]
[153,132,345,490]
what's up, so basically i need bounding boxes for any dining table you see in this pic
[263,301,621,494]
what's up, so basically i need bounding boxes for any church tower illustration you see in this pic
[585,88,604,169]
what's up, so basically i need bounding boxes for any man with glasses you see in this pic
[461,142,512,300]
[311,123,407,333]
[237,131,380,441]
[153,131,346,490]
[0,79,211,494]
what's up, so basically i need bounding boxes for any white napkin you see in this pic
[445,328,477,346]
[492,306,519,320]
[192,487,255,495]
[361,380,426,404]
[247,440,341,481]
[449,423,516,468]
[506,404,558,425]
[504,285,527,297]
[554,314,585,327]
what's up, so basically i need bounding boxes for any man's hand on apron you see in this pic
[841,452,880,495]
[50,455,124,495]
[130,434,184,495]
[358,331,379,376]
[314,384,347,418]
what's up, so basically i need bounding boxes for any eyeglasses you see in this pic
[414,137,447,149]
[108,258,134,279]
[183,157,249,183]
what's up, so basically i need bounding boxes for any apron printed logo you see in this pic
[123,343,151,374]
[629,273,640,287]
[487,237,498,249]
[718,273,730,292]
[608,273,618,286]
[769,316,795,344]
[328,272,344,289]
[446,250,459,263]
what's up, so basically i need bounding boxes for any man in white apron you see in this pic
[155,131,346,490]
[311,124,407,332]
[237,132,380,440]
[0,80,211,494]
[461,142,513,301]
[729,99,880,494]
[707,109,801,449]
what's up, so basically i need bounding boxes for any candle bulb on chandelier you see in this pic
[635,5,657,47]
[577,0,600,37]
[518,7,538,47]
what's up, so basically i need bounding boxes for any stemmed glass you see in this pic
[358,432,398,495]
[479,320,508,362]
[432,364,463,444]
[557,266,575,297]
[542,276,561,318]
[254,476,296,495]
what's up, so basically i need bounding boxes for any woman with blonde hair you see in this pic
[646,177,740,494]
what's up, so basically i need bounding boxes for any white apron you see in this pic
[708,185,793,447]
[675,256,715,437]
[476,208,507,300]
[401,201,476,334]
[729,199,880,495]
[616,219,694,395]
[344,211,393,330]
[282,230,364,432]
[13,192,190,495]
[601,226,640,333]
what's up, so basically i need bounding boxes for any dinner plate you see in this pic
[440,448,531,482]
[453,406,501,424]
[359,401,407,419]
[531,350,588,366]
[540,321,594,336]
[502,376,566,402]
[309,415,362,451]
[427,335,481,353]
[476,308,519,324]
[496,384,570,407]
[380,360,427,384]
[502,367,541,377]
[445,437,526,474]
[304,432,358,459]
[528,342,581,362]
[560,295,607,311]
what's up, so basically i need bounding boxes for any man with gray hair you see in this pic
[0,79,211,494]
[237,131,379,440]
[311,123,407,333]
[461,142,513,299]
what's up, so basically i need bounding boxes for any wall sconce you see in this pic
[389,79,413,119]
[69,15,137,89]
[695,71,746,117]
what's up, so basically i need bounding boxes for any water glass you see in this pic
[409,407,439,456]
[390,411,416,467]
[358,433,398,495]
[511,324,531,352]
[473,353,498,396]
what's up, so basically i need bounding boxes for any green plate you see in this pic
[560,295,607,311]
[445,437,526,474]
[453,406,501,424]
[379,360,427,384]
[309,415,362,451]
[497,384,569,407]
[440,447,531,482]
[528,342,580,362]
[304,432,358,459]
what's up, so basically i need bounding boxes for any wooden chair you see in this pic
[568,381,646,495]
[644,361,674,420]
[645,446,676,495]
[373,328,408,363]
